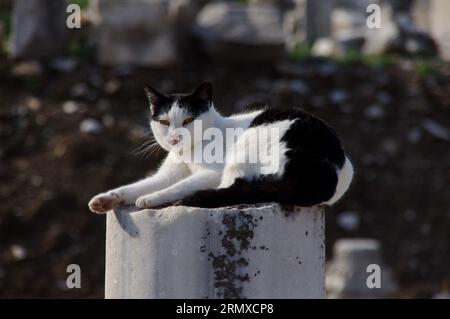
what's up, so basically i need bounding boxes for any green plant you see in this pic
[415,59,437,77]
[289,45,312,62]
[363,54,398,69]
[68,38,95,61]
[71,0,89,9]
[336,49,364,65]
[336,50,399,69]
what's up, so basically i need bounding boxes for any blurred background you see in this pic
[0,0,449,298]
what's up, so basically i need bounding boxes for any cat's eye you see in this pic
[159,119,170,126]
[183,117,194,126]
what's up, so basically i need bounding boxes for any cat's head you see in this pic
[145,82,215,152]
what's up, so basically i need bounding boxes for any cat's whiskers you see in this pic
[134,140,162,159]
[142,143,161,159]
[133,137,155,152]
[132,135,163,159]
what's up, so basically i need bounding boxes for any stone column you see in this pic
[105,203,325,299]
[305,0,333,44]
[283,0,333,49]
[326,239,397,298]
[89,0,178,67]
[10,0,68,60]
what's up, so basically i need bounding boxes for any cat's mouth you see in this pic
[170,141,185,151]
[171,143,196,157]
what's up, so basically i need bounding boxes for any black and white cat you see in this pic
[89,82,353,213]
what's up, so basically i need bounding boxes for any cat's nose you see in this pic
[169,135,182,145]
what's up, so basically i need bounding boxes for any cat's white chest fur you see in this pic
[185,161,223,174]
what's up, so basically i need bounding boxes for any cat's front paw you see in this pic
[135,196,149,209]
[135,195,157,209]
[135,193,168,209]
[88,192,123,214]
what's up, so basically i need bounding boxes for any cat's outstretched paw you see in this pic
[135,195,161,209]
[135,196,150,209]
[88,192,122,214]
[135,193,171,209]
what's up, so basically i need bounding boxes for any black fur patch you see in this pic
[178,174,337,209]
[180,108,347,208]
[145,82,212,120]
[250,108,345,168]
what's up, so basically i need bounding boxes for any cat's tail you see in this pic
[177,178,332,208]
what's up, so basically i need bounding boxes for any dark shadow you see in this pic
[113,205,140,238]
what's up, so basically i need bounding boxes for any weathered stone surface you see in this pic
[283,0,307,50]
[304,0,333,44]
[331,8,367,42]
[364,0,438,56]
[284,0,333,49]
[331,0,438,57]
[428,0,450,60]
[336,0,375,12]
[105,203,325,299]
[89,0,178,66]
[10,0,68,60]
[326,239,397,298]
[192,2,285,63]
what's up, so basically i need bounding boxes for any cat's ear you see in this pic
[144,84,164,115]
[192,82,212,106]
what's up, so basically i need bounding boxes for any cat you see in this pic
[88,82,353,213]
